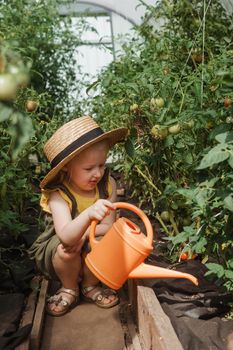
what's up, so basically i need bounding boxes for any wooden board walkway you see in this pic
[17,278,142,350]
[17,277,185,350]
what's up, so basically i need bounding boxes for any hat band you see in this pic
[51,127,104,168]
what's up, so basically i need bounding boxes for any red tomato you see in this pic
[224,98,232,108]
[180,252,188,261]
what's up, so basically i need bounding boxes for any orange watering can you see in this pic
[85,202,198,290]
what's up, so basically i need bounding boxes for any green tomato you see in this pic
[8,65,21,75]
[8,65,29,87]
[159,127,168,140]
[150,98,156,107]
[15,72,29,87]
[0,74,18,100]
[155,97,165,108]
[130,103,139,112]
[186,120,194,129]
[151,125,160,138]
[168,124,181,134]
[160,211,170,222]
[151,125,167,140]
[226,117,233,124]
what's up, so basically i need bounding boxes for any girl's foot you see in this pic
[46,287,79,316]
[81,284,119,308]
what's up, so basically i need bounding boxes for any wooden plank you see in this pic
[120,284,142,350]
[30,278,49,350]
[127,279,138,324]
[126,305,142,350]
[137,284,184,350]
[15,289,38,350]
[15,276,42,350]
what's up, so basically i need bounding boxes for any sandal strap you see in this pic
[47,294,62,304]
[47,287,79,305]
[81,284,103,301]
[81,284,117,302]
[103,288,117,296]
[57,287,79,299]
[81,284,100,294]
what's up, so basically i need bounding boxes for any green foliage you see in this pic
[0,0,88,291]
[0,0,83,113]
[86,0,233,289]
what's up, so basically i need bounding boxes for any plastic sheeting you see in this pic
[149,258,233,350]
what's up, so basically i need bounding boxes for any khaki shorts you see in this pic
[28,225,60,281]
[28,226,102,281]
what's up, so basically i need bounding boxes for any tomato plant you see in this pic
[87,0,233,289]
[0,0,88,291]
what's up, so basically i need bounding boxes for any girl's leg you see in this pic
[53,244,81,289]
[81,257,119,307]
[47,244,81,315]
[82,260,102,286]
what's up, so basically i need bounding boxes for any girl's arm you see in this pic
[91,176,117,237]
[49,189,115,246]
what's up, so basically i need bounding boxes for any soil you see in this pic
[0,205,39,350]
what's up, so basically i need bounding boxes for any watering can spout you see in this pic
[129,263,198,286]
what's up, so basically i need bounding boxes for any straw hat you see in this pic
[40,115,128,188]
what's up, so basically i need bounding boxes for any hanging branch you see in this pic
[201,0,206,107]
[161,0,213,121]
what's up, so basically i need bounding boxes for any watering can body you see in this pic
[85,202,198,290]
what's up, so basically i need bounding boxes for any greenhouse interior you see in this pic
[0,0,233,349]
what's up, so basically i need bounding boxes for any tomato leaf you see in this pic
[215,131,233,143]
[0,103,13,122]
[225,270,233,280]
[192,237,207,253]
[196,144,231,169]
[124,138,135,158]
[223,195,233,212]
[205,263,225,278]
[228,155,233,169]
[228,260,233,269]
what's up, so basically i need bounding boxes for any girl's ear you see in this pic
[62,166,68,172]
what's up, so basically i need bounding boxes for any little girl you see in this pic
[29,115,128,316]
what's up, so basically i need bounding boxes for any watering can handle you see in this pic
[89,202,154,249]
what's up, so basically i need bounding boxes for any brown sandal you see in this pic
[81,284,119,309]
[46,287,79,317]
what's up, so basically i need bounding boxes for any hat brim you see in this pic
[40,127,128,189]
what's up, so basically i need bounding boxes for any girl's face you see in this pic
[65,141,109,193]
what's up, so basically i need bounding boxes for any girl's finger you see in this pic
[102,200,115,210]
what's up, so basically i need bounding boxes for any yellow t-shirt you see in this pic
[40,179,112,214]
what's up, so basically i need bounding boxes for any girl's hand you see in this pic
[87,199,115,221]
